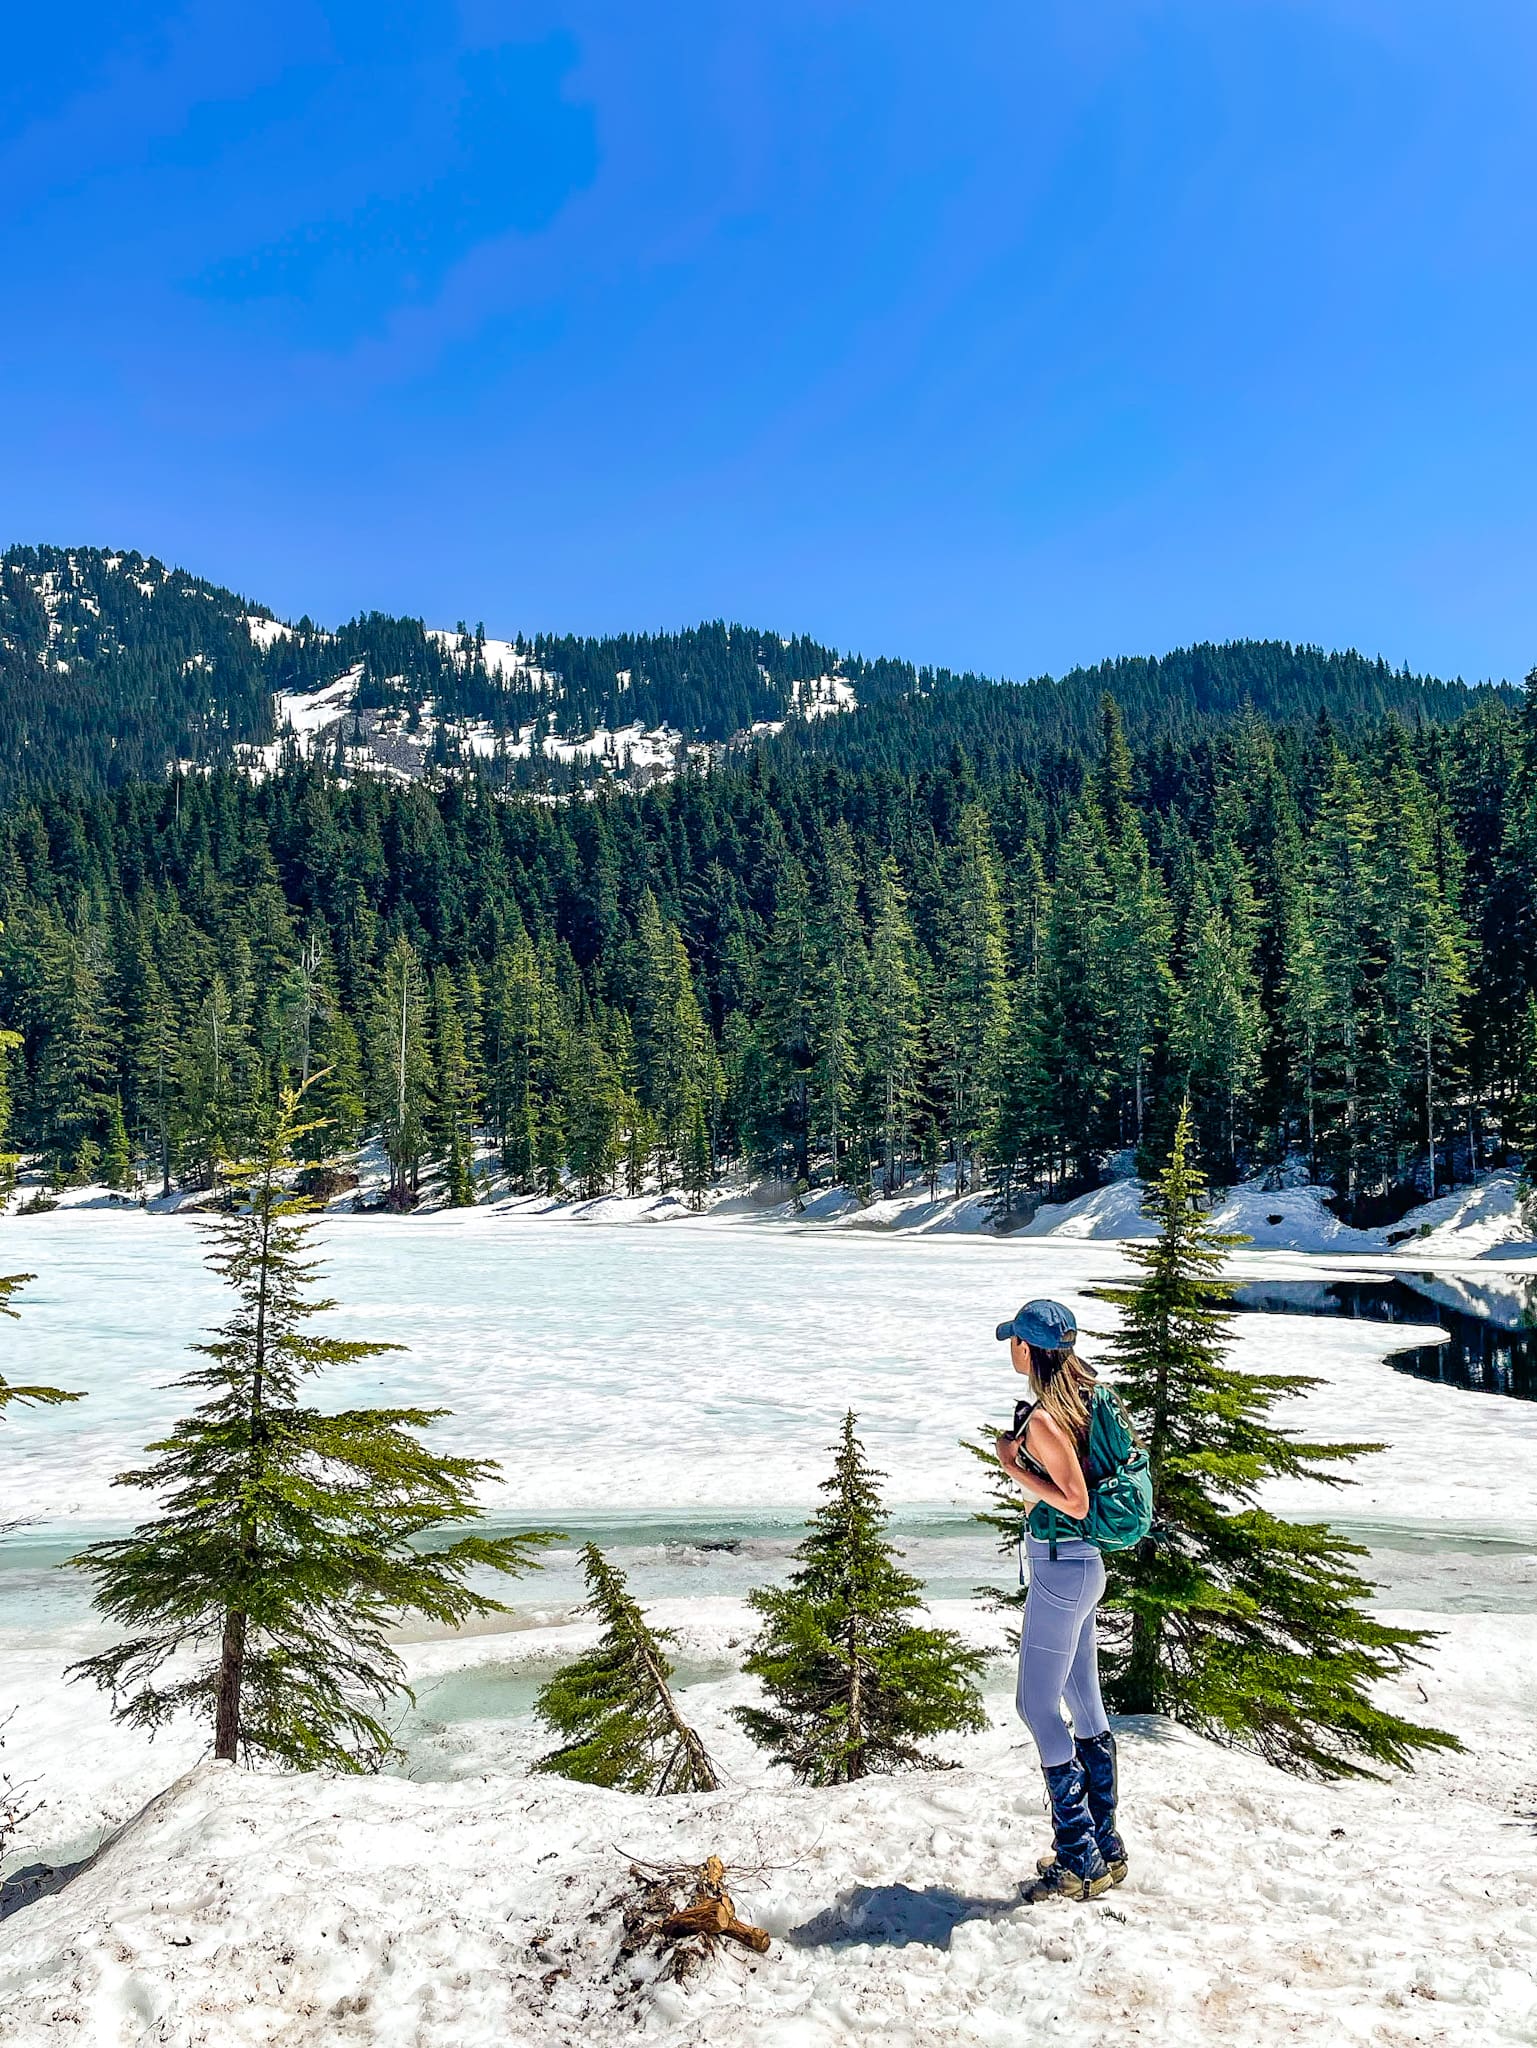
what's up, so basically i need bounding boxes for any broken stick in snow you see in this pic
[625,1853,773,1969]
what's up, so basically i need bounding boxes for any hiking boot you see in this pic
[1019,1757,1112,1903]
[1036,1731,1129,1885]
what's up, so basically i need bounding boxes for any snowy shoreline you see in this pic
[3,1604,1535,2047]
[3,1200,1536,2044]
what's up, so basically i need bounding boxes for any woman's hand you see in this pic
[996,1433,1042,1507]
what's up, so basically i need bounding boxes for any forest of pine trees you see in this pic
[0,677,1533,1222]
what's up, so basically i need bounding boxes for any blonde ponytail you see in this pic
[1027,1344,1095,1447]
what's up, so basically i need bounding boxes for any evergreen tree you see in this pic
[124,933,180,1198]
[1281,873,1328,1177]
[632,894,712,1186]
[1102,820,1175,1149]
[932,806,1008,1196]
[101,1095,132,1192]
[429,967,476,1206]
[533,1544,718,1793]
[1094,1105,1459,1776]
[276,933,329,1088]
[71,1086,553,1768]
[368,936,434,1207]
[1372,740,1469,1192]
[564,1027,622,1196]
[752,858,817,1181]
[1307,752,1388,1206]
[1514,996,1537,1226]
[0,1024,21,1195]
[735,1412,986,1782]
[1172,869,1264,1177]
[681,1095,713,1211]
[30,918,116,1183]
[1034,806,1114,1181]
[305,1004,366,1164]
[865,855,922,1192]
[178,973,252,1192]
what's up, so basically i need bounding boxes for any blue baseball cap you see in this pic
[996,1298,1078,1349]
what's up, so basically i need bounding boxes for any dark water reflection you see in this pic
[1229,1274,1537,1400]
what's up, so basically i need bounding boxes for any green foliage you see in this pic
[70,1085,556,1770]
[736,1412,987,1782]
[1093,1104,1460,1778]
[0,543,1511,803]
[534,1544,718,1793]
[368,937,434,1206]
[0,617,1529,1221]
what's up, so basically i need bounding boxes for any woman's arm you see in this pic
[996,1412,1090,1520]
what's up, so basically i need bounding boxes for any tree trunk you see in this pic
[1425,1014,1435,1195]
[1134,1054,1144,1145]
[1121,1609,1160,1716]
[845,1617,864,1781]
[214,1606,247,1761]
[217,1170,273,1764]
[639,1638,718,1792]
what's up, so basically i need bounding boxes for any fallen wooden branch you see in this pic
[660,1897,731,1939]
[617,1852,773,1978]
[721,1916,772,1954]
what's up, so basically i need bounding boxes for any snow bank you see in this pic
[3,1613,1534,2047]
[471,1168,1536,1262]
[1019,1177,1385,1252]
[1388,1174,1536,1262]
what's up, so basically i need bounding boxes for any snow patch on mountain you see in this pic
[427,627,560,693]
[242,614,293,650]
[791,672,858,718]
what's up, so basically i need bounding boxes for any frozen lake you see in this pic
[3,1209,1537,1880]
[5,1209,1537,1628]
[8,1209,1537,1526]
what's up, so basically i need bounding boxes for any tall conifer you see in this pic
[71,1086,553,1769]
[368,936,434,1207]
[1095,1105,1458,1776]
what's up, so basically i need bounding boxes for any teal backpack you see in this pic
[1024,1384,1153,1559]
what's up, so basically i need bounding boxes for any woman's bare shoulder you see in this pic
[1026,1408,1075,1459]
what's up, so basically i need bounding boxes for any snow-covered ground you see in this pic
[2,1209,1535,2043]
[2,1608,1534,2046]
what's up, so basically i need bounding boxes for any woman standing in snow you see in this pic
[994,1298,1126,1903]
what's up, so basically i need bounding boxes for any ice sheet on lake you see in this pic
[5,1215,1537,1536]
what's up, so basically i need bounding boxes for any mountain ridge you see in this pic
[0,540,1517,805]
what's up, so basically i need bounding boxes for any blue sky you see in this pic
[4,2,1535,681]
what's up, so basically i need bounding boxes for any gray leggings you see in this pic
[1015,1535,1110,1768]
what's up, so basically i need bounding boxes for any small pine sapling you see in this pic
[534,1543,718,1793]
[736,1412,986,1782]
[1096,1102,1458,1777]
[71,1083,557,1771]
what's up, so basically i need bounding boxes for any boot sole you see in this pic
[1019,1869,1115,1903]
[1037,1854,1129,1886]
